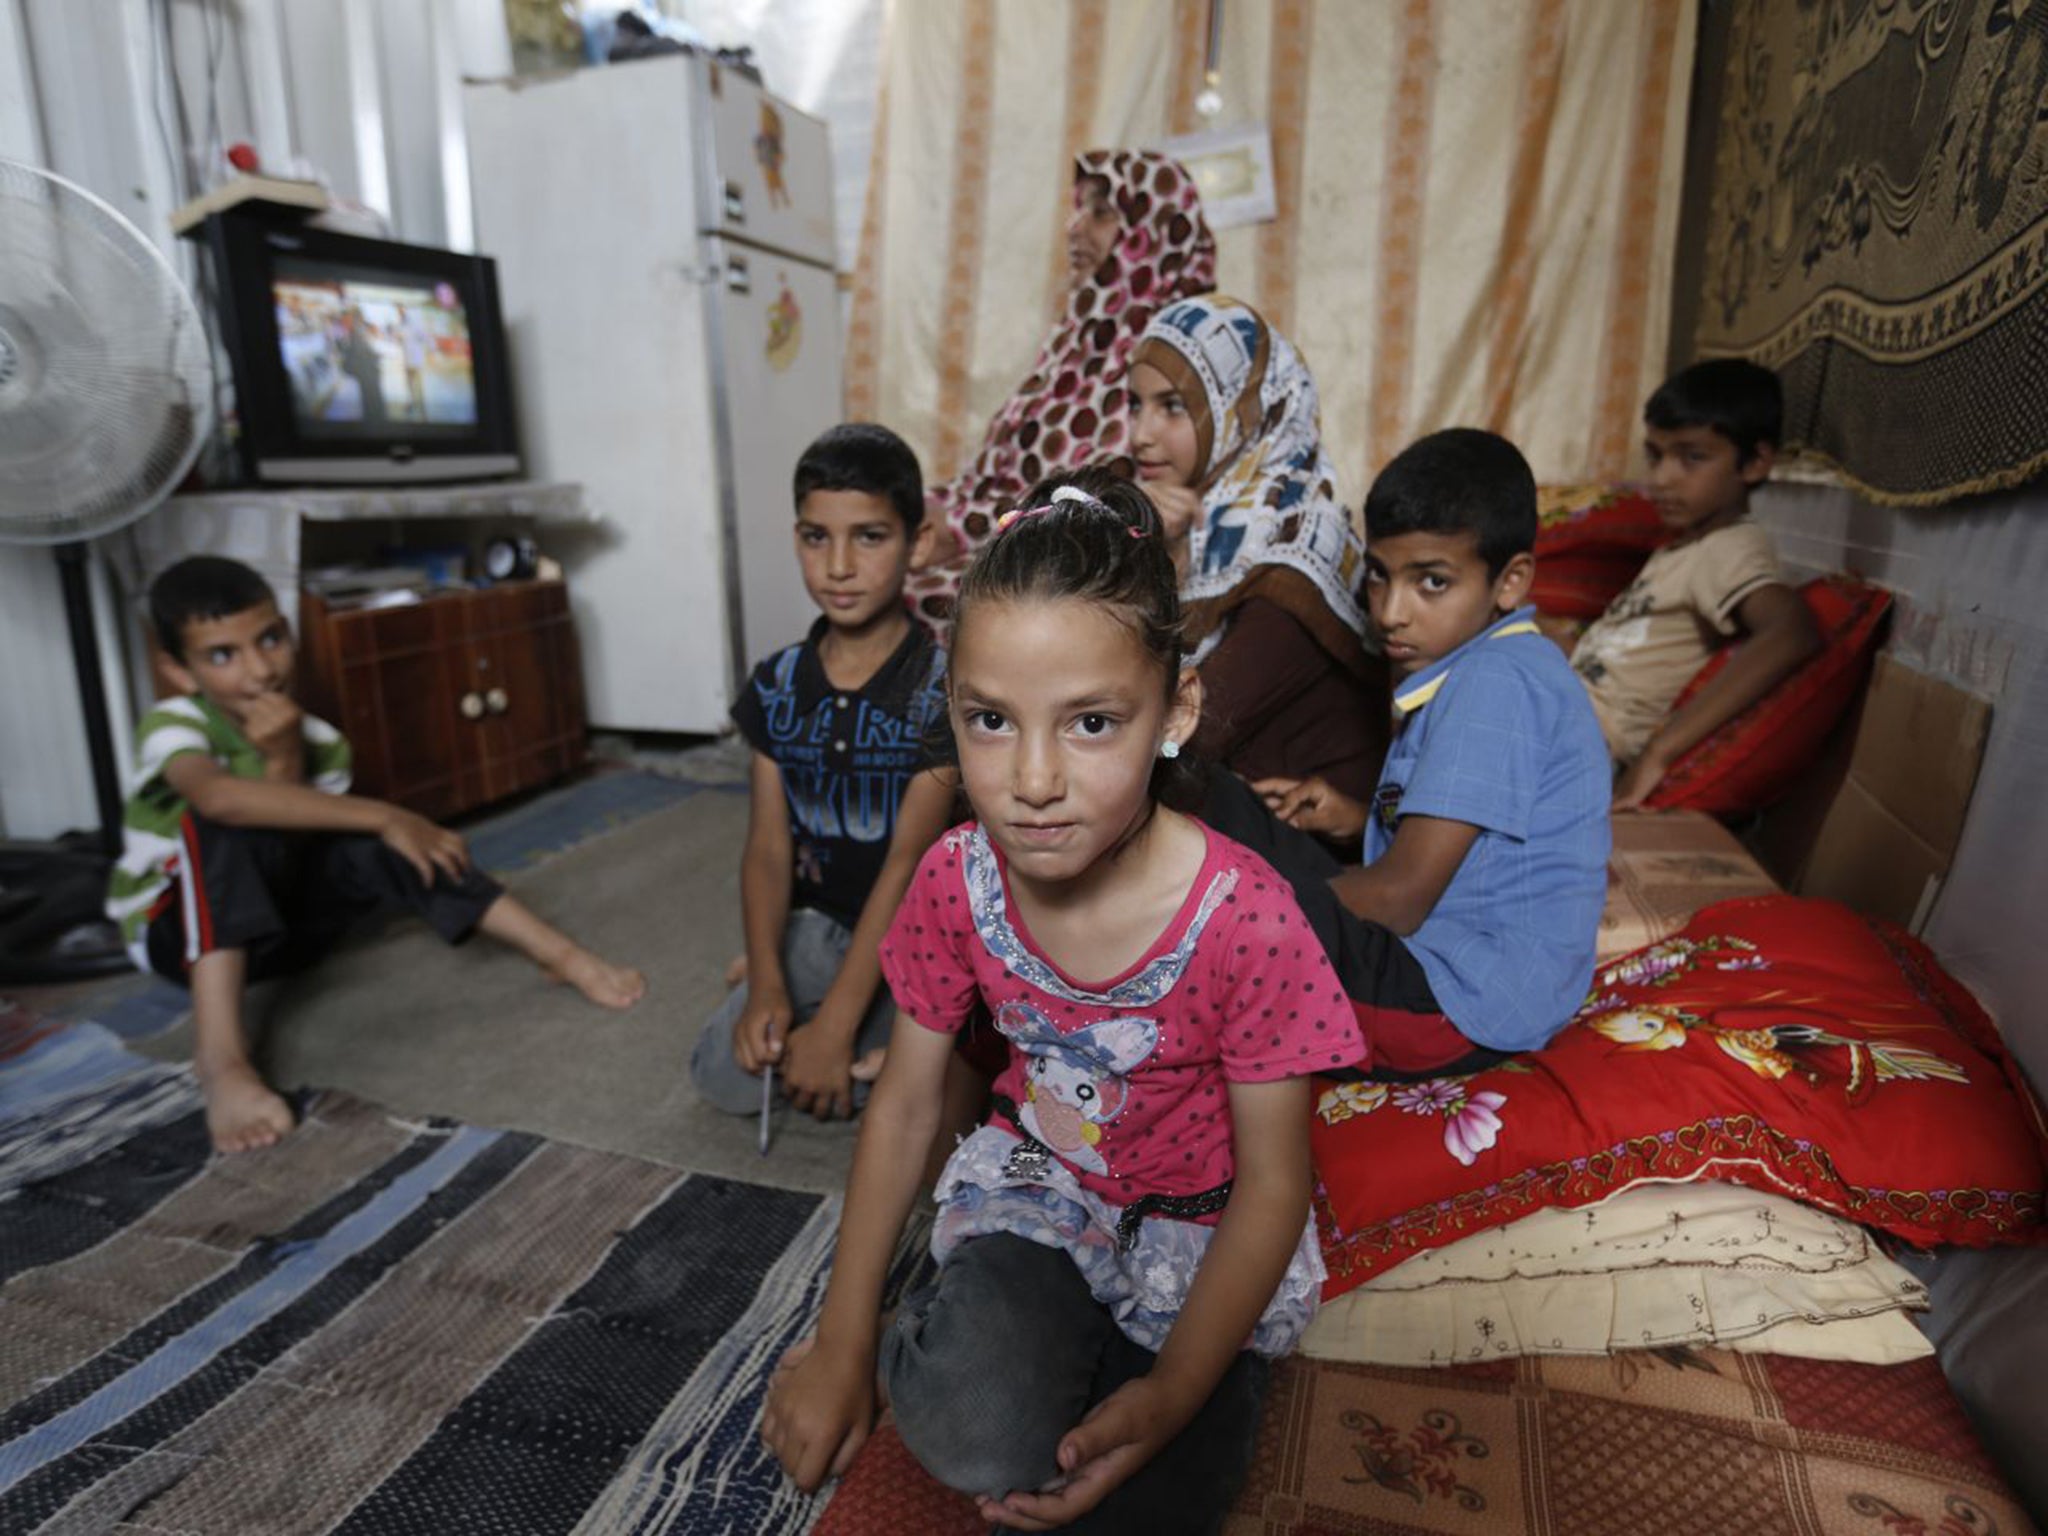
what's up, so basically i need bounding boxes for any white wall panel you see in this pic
[234,0,297,169]
[372,0,442,243]
[276,0,369,211]
[0,0,44,164]
[165,0,257,189]
[22,0,167,239]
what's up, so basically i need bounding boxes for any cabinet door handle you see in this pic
[460,691,486,720]
[486,687,509,715]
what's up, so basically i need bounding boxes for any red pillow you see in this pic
[1529,485,1668,620]
[1643,575,1891,814]
[1312,896,2048,1300]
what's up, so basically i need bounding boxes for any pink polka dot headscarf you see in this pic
[908,149,1216,633]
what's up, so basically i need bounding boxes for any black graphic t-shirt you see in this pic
[731,618,947,927]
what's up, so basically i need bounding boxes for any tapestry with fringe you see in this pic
[1692,0,2048,506]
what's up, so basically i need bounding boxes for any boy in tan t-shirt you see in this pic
[1570,359,1821,807]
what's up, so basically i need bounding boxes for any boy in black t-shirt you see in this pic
[691,424,955,1122]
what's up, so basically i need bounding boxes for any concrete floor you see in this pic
[102,774,868,1197]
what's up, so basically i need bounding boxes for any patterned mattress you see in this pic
[815,816,2030,1535]
[814,1347,2032,1535]
[1598,809,1779,961]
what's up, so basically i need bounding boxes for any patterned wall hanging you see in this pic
[1691,0,2048,506]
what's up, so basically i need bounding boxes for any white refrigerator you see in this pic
[465,54,842,732]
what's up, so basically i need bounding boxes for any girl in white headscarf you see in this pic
[1128,295,1386,800]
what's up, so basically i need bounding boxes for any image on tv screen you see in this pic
[273,258,478,432]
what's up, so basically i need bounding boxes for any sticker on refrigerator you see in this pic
[756,100,791,209]
[765,274,803,371]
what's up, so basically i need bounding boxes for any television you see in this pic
[200,214,520,484]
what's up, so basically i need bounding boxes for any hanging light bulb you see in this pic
[1196,0,1225,118]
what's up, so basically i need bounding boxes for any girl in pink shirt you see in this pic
[764,472,1362,1533]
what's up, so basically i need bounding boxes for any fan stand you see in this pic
[0,541,135,983]
[0,157,214,985]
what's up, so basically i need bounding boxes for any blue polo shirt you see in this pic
[1365,605,1610,1051]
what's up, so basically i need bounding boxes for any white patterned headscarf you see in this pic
[1129,296,1368,670]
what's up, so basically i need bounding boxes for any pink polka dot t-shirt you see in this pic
[880,820,1364,1354]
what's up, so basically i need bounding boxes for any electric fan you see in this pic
[0,158,214,982]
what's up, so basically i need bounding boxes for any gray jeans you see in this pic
[880,1234,1268,1533]
[689,907,896,1116]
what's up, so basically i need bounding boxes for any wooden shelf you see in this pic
[296,580,587,820]
[162,480,596,524]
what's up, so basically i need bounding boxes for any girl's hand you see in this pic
[976,1376,1185,1531]
[761,1337,877,1493]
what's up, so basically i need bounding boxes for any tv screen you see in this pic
[274,263,478,431]
[202,216,519,484]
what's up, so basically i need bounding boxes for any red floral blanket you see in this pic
[1313,897,2048,1296]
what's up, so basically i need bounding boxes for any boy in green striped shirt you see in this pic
[109,556,644,1155]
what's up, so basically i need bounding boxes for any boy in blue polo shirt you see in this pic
[691,424,955,1124]
[1244,429,1610,1074]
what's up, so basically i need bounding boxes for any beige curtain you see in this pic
[847,0,1696,505]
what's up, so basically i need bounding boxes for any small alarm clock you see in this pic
[483,534,539,582]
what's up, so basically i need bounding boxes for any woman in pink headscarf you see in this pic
[905,149,1216,634]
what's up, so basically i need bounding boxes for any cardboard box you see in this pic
[1791,654,1991,930]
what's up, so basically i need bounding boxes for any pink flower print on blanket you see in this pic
[1393,1078,1509,1167]
[997,1000,1158,1176]
[1316,1076,1509,1167]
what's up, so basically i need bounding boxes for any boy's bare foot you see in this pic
[199,1061,295,1154]
[550,946,647,1009]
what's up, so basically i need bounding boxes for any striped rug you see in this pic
[0,1012,926,1535]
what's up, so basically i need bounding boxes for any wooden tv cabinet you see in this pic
[296,580,588,820]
